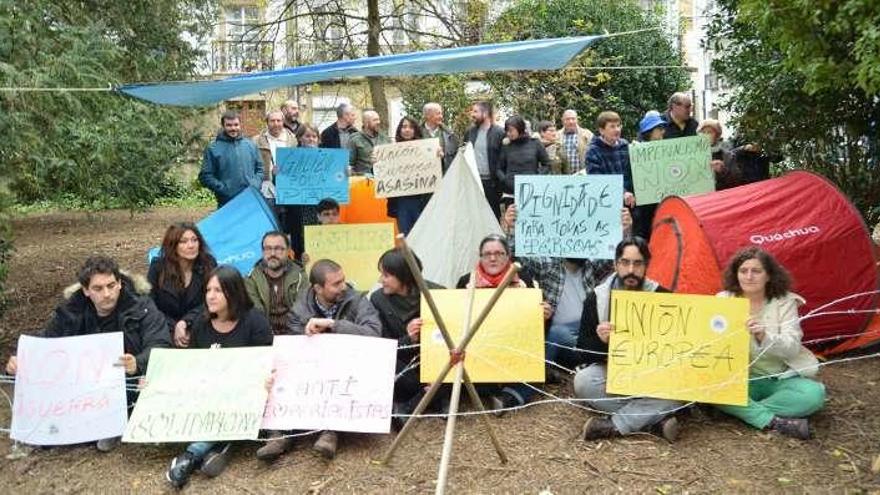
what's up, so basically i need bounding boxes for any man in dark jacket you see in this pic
[464,100,505,219]
[661,92,699,139]
[320,103,359,149]
[286,259,382,460]
[245,231,307,336]
[421,102,460,173]
[571,237,682,442]
[5,255,171,451]
[198,111,264,207]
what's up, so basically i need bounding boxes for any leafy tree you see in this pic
[483,0,690,137]
[706,0,880,225]
[397,74,474,136]
[0,0,216,210]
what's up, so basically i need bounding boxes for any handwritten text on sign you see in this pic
[124,347,273,443]
[262,335,396,433]
[304,223,395,290]
[420,289,545,383]
[515,175,623,260]
[606,291,749,406]
[275,147,350,205]
[373,139,442,198]
[629,135,714,205]
[11,333,128,446]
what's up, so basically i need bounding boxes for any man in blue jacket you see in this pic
[199,111,264,207]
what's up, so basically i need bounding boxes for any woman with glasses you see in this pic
[714,247,825,439]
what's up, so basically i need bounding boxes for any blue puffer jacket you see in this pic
[198,131,264,206]
[585,134,633,193]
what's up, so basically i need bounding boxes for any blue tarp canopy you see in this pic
[118,36,599,106]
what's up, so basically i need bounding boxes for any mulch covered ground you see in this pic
[1,208,880,493]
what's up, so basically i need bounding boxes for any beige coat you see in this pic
[253,128,298,182]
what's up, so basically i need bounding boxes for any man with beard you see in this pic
[281,99,301,135]
[285,259,382,460]
[199,111,264,208]
[572,237,683,442]
[348,110,390,175]
[245,231,307,336]
[464,101,506,219]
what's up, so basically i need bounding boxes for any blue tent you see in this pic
[118,36,599,106]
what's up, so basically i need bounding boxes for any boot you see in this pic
[654,416,680,442]
[313,431,338,459]
[581,417,620,441]
[256,433,295,462]
[768,417,810,440]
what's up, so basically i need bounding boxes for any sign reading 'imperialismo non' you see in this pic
[262,335,397,433]
[304,223,396,290]
[606,291,749,406]
[628,135,714,205]
[514,174,623,260]
[275,147,350,205]
[11,333,128,446]
[373,139,442,198]
[124,347,273,443]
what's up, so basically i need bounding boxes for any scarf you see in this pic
[474,262,520,288]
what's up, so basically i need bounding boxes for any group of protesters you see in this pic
[3,93,825,489]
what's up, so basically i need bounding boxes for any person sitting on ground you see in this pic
[714,247,825,439]
[573,237,683,442]
[165,266,273,488]
[316,198,341,225]
[5,255,171,452]
[149,223,217,347]
[370,248,444,426]
[456,234,539,414]
[286,259,382,459]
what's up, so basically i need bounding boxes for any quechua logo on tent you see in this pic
[749,226,821,245]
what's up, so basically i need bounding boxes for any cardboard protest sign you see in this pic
[420,288,544,383]
[606,291,749,406]
[514,174,623,260]
[275,147,349,205]
[304,223,395,290]
[373,138,442,198]
[262,335,396,433]
[629,135,714,205]
[124,347,273,443]
[11,333,128,446]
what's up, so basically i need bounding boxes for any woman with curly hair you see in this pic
[148,222,216,347]
[715,247,825,439]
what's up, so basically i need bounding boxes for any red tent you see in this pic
[647,171,879,354]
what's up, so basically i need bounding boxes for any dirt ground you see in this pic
[2,208,880,494]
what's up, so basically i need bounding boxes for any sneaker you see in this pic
[200,444,231,477]
[654,416,680,442]
[545,366,567,385]
[313,431,338,459]
[256,435,294,462]
[581,417,619,441]
[490,391,519,418]
[95,436,121,452]
[768,417,810,440]
[166,452,198,488]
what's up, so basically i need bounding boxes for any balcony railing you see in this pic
[211,40,274,74]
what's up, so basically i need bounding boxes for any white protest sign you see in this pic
[124,347,273,443]
[373,138,442,198]
[262,334,397,433]
[11,333,128,446]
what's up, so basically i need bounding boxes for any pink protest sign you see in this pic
[262,335,397,433]
[11,333,128,445]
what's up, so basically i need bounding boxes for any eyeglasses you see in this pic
[480,251,508,260]
[616,258,645,268]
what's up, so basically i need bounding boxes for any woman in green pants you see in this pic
[715,247,825,439]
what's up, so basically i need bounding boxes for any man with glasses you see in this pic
[245,231,307,337]
[661,92,699,139]
[571,236,684,442]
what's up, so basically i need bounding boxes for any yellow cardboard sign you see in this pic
[304,223,395,290]
[607,291,750,406]
[420,288,545,383]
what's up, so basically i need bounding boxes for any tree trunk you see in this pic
[366,0,389,133]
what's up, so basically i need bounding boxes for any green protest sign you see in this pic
[629,135,714,205]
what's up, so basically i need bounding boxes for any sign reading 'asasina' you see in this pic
[372,139,442,198]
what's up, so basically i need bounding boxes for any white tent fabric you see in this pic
[407,147,503,288]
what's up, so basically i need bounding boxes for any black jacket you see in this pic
[320,122,359,149]
[660,111,699,139]
[464,124,505,185]
[42,274,172,375]
[370,281,443,362]
[420,124,460,173]
[147,254,216,330]
[496,136,552,194]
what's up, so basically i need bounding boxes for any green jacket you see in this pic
[348,130,390,174]
[245,260,307,315]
